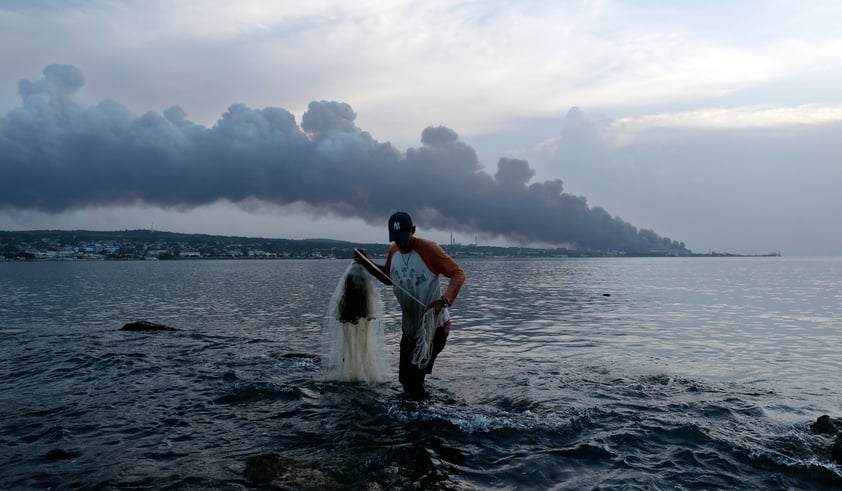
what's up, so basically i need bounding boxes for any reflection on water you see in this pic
[455,258,842,390]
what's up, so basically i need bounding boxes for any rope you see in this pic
[391,281,440,369]
[356,250,442,369]
[367,264,437,368]
[355,248,427,308]
[390,281,426,308]
[411,307,440,369]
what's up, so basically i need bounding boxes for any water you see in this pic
[1,257,841,489]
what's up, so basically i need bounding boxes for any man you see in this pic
[355,211,466,398]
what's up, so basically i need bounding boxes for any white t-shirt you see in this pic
[390,249,450,338]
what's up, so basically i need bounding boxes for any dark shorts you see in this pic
[399,320,450,398]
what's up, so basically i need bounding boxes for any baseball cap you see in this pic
[388,211,413,242]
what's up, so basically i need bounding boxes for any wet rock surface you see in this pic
[119,320,176,331]
[810,415,842,465]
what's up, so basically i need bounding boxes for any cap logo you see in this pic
[393,221,401,231]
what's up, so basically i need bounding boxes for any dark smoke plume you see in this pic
[0,65,687,253]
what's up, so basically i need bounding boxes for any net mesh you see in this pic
[321,262,389,384]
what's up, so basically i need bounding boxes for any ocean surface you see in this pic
[1,256,841,490]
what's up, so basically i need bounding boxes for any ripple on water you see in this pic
[3,258,842,489]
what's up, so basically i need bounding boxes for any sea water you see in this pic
[1,257,841,489]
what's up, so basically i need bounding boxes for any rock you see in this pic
[281,353,314,359]
[834,434,842,465]
[243,452,292,483]
[811,415,840,435]
[810,415,842,465]
[119,320,176,331]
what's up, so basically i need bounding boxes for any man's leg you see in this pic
[399,334,426,398]
[399,321,451,398]
[422,321,450,375]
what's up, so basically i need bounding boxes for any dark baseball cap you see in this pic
[388,211,413,242]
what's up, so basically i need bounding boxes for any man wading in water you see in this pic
[355,211,466,399]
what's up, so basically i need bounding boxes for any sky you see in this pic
[1,0,841,255]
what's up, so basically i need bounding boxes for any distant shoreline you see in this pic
[0,229,780,261]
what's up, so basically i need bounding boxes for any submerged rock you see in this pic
[243,453,292,483]
[810,415,842,465]
[281,353,315,359]
[242,452,343,488]
[811,415,841,435]
[834,434,842,465]
[119,320,176,331]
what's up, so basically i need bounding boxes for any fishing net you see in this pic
[321,262,389,384]
[410,308,440,369]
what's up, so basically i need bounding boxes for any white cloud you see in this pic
[3,1,842,134]
[0,201,379,241]
[0,201,475,247]
[609,104,842,145]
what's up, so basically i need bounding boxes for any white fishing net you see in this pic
[411,308,440,369]
[321,262,389,384]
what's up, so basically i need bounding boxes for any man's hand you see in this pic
[354,248,392,285]
[353,248,367,263]
[426,299,445,314]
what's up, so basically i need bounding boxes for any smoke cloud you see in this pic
[0,65,686,253]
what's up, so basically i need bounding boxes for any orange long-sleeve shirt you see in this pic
[383,237,465,306]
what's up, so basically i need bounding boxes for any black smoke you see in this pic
[0,65,688,253]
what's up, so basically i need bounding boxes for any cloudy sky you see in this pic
[1,1,841,255]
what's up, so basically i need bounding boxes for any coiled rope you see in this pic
[411,307,440,369]
[389,281,441,370]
